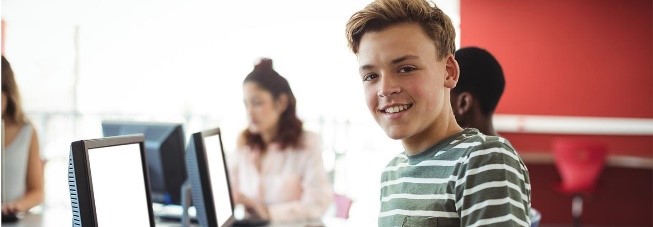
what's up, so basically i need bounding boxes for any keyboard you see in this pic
[232,217,269,227]
[157,214,199,224]
[153,204,198,224]
[2,213,19,223]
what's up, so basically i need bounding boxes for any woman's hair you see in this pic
[345,0,456,59]
[2,55,27,124]
[240,58,303,151]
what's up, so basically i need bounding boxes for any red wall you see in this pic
[461,0,652,118]
[460,0,653,158]
[461,1,653,225]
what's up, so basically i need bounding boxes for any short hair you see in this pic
[345,0,456,59]
[240,58,303,151]
[2,55,27,124]
[453,47,505,115]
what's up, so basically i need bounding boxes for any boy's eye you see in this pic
[398,66,417,73]
[362,73,378,81]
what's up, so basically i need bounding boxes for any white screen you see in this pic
[88,143,151,226]
[203,134,233,226]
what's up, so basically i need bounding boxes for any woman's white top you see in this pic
[2,123,33,203]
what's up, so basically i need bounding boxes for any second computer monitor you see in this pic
[186,127,235,227]
[102,120,187,205]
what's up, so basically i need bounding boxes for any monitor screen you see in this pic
[186,128,235,227]
[102,121,187,205]
[203,133,234,225]
[88,143,151,226]
[68,134,154,227]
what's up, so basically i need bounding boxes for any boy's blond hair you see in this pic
[345,0,456,59]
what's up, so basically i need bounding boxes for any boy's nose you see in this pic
[378,76,401,97]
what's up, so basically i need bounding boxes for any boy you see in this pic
[451,46,505,137]
[453,46,542,226]
[345,0,531,226]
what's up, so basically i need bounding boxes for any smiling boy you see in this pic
[345,0,531,226]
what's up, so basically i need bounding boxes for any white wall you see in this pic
[1,0,459,224]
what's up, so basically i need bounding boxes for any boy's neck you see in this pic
[402,115,463,156]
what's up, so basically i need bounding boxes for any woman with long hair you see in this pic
[228,58,332,222]
[1,55,44,216]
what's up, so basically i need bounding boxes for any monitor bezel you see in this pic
[100,120,187,205]
[189,127,236,227]
[70,134,155,227]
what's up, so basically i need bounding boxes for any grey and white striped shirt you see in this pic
[379,128,531,227]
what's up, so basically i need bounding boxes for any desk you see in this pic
[4,208,72,227]
[4,208,349,227]
[3,208,191,227]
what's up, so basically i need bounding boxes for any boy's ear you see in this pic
[454,92,473,115]
[275,93,289,113]
[444,54,459,89]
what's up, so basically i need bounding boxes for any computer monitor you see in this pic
[68,134,155,227]
[185,127,235,227]
[102,120,187,205]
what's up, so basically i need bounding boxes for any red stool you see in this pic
[553,139,607,227]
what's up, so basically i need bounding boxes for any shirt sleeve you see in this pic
[456,140,531,227]
[266,132,334,221]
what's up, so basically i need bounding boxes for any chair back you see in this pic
[334,194,353,219]
[553,139,608,193]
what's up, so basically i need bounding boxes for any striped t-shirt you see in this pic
[379,128,531,227]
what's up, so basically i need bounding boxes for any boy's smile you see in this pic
[379,103,413,114]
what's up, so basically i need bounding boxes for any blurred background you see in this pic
[1,0,651,226]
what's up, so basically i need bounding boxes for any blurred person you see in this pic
[345,0,531,226]
[453,46,541,226]
[1,55,44,216]
[228,58,333,222]
[451,46,505,136]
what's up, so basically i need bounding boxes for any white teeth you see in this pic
[384,104,410,113]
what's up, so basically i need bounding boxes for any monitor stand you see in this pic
[181,179,192,227]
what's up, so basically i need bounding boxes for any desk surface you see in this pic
[4,208,349,227]
[4,208,188,227]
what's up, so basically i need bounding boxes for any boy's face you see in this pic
[356,22,458,141]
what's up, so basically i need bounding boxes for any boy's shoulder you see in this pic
[384,152,410,168]
[451,128,515,150]
[453,130,526,171]
[444,129,518,162]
